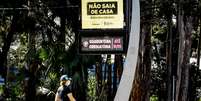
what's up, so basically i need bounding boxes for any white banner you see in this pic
[114,0,140,100]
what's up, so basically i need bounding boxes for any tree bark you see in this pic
[113,55,123,98]
[197,18,201,68]
[95,62,102,95]
[0,12,19,81]
[25,30,38,101]
[166,16,174,101]
[107,55,112,101]
[24,1,38,99]
[130,21,151,101]
[175,1,193,100]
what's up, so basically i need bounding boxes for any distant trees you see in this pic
[129,0,201,101]
[0,0,83,100]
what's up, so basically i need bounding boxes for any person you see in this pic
[55,75,76,101]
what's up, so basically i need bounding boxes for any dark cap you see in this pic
[60,75,71,81]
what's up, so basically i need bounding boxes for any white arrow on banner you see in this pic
[114,0,140,100]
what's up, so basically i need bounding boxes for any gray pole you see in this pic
[114,0,140,100]
[172,76,176,101]
[197,19,201,68]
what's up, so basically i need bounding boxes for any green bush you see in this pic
[87,74,97,101]
[0,85,3,95]
[150,95,158,101]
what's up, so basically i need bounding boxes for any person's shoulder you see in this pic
[63,85,69,89]
[57,86,64,91]
[63,85,71,91]
[58,85,69,90]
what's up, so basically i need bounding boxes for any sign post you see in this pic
[80,0,140,100]
[79,0,126,54]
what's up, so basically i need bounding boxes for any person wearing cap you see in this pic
[55,75,76,101]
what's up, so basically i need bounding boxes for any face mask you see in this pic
[65,80,70,86]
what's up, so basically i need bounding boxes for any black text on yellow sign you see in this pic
[87,2,118,15]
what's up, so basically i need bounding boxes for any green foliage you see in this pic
[87,74,97,101]
[0,86,3,95]
[6,82,24,101]
[7,39,28,68]
[4,69,25,100]
[44,72,58,90]
[150,95,158,101]
[39,48,48,61]
[188,64,201,101]
[1,0,100,101]
[152,24,167,45]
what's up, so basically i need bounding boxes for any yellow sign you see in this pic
[82,0,124,29]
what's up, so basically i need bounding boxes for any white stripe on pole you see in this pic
[114,0,140,100]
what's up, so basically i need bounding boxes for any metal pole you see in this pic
[197,19,201,68]
[172,76,176,101]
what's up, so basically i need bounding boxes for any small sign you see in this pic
[87,2,118,15]
[80,36,124,53]
[81,0,124,29]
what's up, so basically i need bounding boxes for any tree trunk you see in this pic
[25,60,38,101]
[197,18,201,68]
[130,21,151,101]
[166,16,174,101]
[58,15,66,51]
[25,30,38,101]
[0,12,19,81]
[24,1,38,100]
[107,55,112,101]
[175,1,193,100]
[113,55,123,98]
[95,62,102,95]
